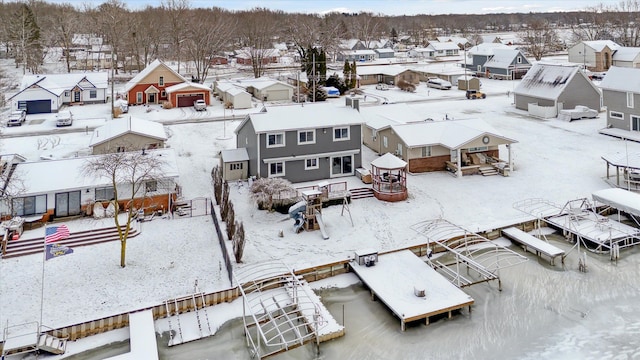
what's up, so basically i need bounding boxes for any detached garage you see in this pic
[165,82,212,108]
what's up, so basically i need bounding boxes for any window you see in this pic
[334,127,350,141]
[267,133,285,147]
[477,65,482,72]
[468,146,488,152]
[145,180,157,192]
[230,163,243,170]
[422,146,431,157]
[305,158,319,170]
[298,130,315,145]
[331,155,353,176]
[64,91,70,97]
[517,56,522,64]
[627,92,634,108]
[632,116,640,132]
[116,146,126,153]
[383,136,388,148]
[610,111,624,119]
[371,129,377,141]
[159,76,164,86]
[161,90,166,98]
[12,195,46,216]
[136,92,143,103]
[269,162,285,177]
[90,90,97,99]
[396,144,403,156]
[95,187,115,201]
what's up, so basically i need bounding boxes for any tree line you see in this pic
[1,0,640,78]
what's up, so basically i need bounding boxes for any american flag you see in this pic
[45,225,70,243]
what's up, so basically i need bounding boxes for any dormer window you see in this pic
[159,76,164,86]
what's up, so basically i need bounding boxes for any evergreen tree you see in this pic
[8,4,42,74]
[350,60,358,88]
[391,27,398,43]
[343,59,353,89]
[302,47,327,86]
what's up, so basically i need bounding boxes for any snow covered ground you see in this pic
[2,58,640,359]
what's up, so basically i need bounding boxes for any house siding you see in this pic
[92,133,165,154]
[603,89,640,131]
[558,75,601,110]
[235,120,259,178]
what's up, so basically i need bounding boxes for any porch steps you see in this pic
[479,166,499,176]
[37,333,67,355]
[349,187,375,200]
[2,226,139,259]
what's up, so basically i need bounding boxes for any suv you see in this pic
[7,110,26,126]
[426,78,452,90]
[466,90,486,99]
[375,83,389,91]
[55,111,73,127]
[193,99,206,111]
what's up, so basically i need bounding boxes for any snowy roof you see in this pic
[374,48,395,53]
[164,81,211,93]
[89,117,167,147]
[371,152,407,169]
[14,148,179,195]
[468,43,511,56]
[356,65,412,76]
[592,188,640,217]
[124,59,186,93]
[16,72,108,97]
[612,47,640,62]
[391,118,517,149]
[599,66,640,93]
[427,42,460,51]
[583,40,620,52]
[360,103,430,130]
[341,49,376,55]
[601,151,640,168]
[238,103,364,134]
[234,77,294,91]
[221,148,249,163]
[340,39,363,49]
[483,49,525,69]
[437,36,469,45]
[234,48,278,59]
[513,63,583,100]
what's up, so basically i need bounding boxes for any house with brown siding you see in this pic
[124,59,187,106]
[357,65,421,86]
[165,82,212,108]
[360,103,431,154]
[568,40,620,72]
[377,119,516,177]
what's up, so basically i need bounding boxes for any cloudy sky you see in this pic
[58,0,622,15]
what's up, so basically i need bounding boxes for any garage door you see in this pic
[177,94,204,107]
[20,100,51,114]
[267,90,289,101]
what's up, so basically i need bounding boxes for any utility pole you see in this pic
[111,48,115,119]
[312,53,316,103]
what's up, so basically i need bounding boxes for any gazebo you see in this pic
[371,153,408,202]
[602,152,640,190]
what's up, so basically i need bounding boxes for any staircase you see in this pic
[37,333,67,355]
[2,225,139,259]
[479,166,499,176]
[349,187,375,200]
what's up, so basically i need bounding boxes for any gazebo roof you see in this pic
[371,153,407,169]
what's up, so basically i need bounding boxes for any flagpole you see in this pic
[40,224,47,333]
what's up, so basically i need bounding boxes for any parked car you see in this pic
[193,99,206,111]
[55,111,73,127]
[591,72,606,81]
[7,110,26,126]
[426,78,452,90]
[466,90,486,99]
[114,99,128,113]
[558,105,599,121]
[375,83,389,91]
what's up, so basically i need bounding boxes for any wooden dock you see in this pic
[350,250,474,331]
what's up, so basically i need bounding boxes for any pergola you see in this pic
[371,153,408,202]
[602,152,640,190]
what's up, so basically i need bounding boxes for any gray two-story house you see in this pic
[600,66,640,133]
[234,102,365,183]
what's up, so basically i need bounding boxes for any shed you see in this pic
[457,76,481,91]
[221,148,249,181]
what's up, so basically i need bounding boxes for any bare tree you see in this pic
[611,0,640,46]
[46,4,80,73]
[249,177,295,212]
[183,8,235,82]
[0,155,26,218]
[520,19,560,60]
[570,4,614,43]
[91,0,129,73]
[7,3,42,74]
[82,149,168,268]
[163,0,190,74]
[237,8,280,78]
[352,12,384,48]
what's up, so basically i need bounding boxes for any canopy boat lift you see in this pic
[411,219,528,291]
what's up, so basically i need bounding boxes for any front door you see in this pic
[55,191,81,217]
[74,91,81,102]
[148,93,157,104]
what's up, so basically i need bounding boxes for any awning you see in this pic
[592,188,640,217]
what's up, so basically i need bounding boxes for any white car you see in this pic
[55,111,73,127]
[559,106,598,121]
[7,110,26,126]
[375,83,389,91]
[193,99,206,111]
[426,78,452,90]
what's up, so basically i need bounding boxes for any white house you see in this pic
[9,72,108,114]
[612,47,640,68]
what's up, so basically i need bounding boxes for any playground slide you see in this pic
[314,211,330,240]
[293,213,305,233]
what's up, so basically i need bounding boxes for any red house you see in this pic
[124,59,186,106]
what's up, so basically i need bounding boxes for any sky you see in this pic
[50,0,622,15]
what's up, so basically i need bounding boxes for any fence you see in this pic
[210,202,233,285]
[273,181,349,201]
[173,197,211,218]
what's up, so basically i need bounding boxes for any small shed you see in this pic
[371,153,408,202]
[221,148,249,181]
[457,76,481,91]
